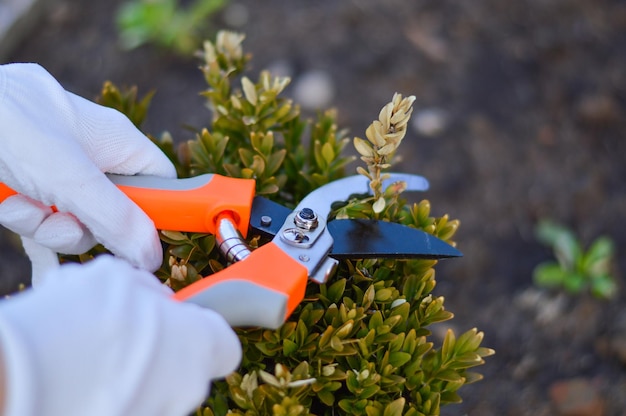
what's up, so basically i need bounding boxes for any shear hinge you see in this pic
[215,213,251,263]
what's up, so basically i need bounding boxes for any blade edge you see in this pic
[327,219,462,259]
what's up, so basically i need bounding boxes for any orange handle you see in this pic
[0,183,16,201]
[174,242,308,328]
[0,174,256,236]
[1,175,306,327]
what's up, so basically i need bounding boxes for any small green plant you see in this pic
[95,30,493,415]
[116,0,227,55]
[533,220,618,299]
[96,81,155,128]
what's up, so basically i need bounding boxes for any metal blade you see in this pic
[296,173,429,218]
[327,219,462,259]
[248,174,456,265]
[249,172,429,238]
[250,198,461,259]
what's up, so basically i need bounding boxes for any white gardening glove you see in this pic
[0,255,242,416]
[0,63,176,284]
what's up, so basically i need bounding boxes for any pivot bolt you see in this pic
[295,208,319,230]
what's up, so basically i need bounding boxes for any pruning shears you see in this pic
[0,173,461,328]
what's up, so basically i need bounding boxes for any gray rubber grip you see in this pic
[107,173,214,190]
[183,280,288,329]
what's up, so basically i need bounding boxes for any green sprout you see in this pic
[533,220,618,299]
[115,0,227,55]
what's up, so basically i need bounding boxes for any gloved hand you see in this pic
[0,63,176,284]
[0,255,242,416]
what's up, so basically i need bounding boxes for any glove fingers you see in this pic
[0,195,52,236]
[193,308,242,379]
[0,65,171,273]
[20,237,60,287]
[0,196,92,285]
[68,92,176,179]
[56,170,164,272]
[79,255,173,298]
[0,195,97,254]
[158,306,241,413]
[0,181,159,271]
[34,212,97,255]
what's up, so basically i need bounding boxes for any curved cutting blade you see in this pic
[296,173,429,218]
[248,173,460,261]
[249,173,429,238]
[327,219,462,259]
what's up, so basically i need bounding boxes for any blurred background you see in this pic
[1,0,625,414]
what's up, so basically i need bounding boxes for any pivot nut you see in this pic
[294,208,319,230]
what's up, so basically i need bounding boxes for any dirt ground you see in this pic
[3,0,626,414]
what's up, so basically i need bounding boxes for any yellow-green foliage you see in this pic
[116,0,227,55]
[97,31,493,416]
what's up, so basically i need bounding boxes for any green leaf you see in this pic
[533,262,567,288]
[160,230,189,243]
[239,148,255,167]
[591,274,618,299]
[295,319,308,345]
[476,346,495,358]
[335,320,355,339]
[383,398,405,416]
[464,371,485,384]
[359,385,380,399]
[280,321,297,339]
[346,371,359,392]
[327,278,347,304]
[257,182,280,195]
[250,154,266,177]
[170,244,195,259]
[266,149,287,176]
[454,328,484,355]
[403,274,424,301]
[241,77,257,105]
[362,284,376,309]
[369,311,384,330]
[374,287,393,302]
[317,389,335,406]
[283,339,299,356]
[441,329,456,363]
[389,352,413,368]
[562,271,586,294]
[554,233,582,270]
[260,132,275,155]
[440,390,462,404]
[535,220,572,246]
[390,300,410,323]
[198,235,216,254]
[536,221,582,269]
[446,352,483,370]
[330,335,344,352]
[436,369,463,382]
[321,142,336,165]
[415,340,433,358]
[583,236,614,277]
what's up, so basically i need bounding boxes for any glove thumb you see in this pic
[20,237,60,287]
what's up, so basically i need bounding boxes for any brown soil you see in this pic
[3,0,626,414]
